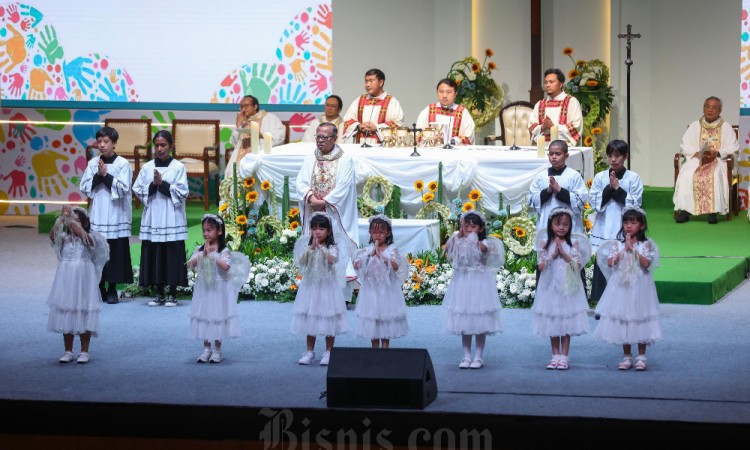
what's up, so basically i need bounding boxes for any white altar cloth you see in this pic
[235,143,593,216]
[358,218,440,255]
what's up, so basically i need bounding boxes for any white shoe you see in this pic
[469,358,484,369]
[165,296,178,307]
[458,358,471,369]
[77,352,90,364]
[148,296,165,306]
[298,351,315,365]
[196,348,212,363]
[320,351,330,366]
[59,351,74,363]
[209,351,222,363]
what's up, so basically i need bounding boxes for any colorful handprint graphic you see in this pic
[31,149,69,197]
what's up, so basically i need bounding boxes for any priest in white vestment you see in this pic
[302,95,345,144]
[224,95,287,177]
[674,96,739,224]
[342,68,404,146]
[416,78,475,145]
[529,68,583,146]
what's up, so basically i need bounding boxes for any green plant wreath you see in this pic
[415,202,452,223]
[361,176,393,210]
[256,215,283,240]
[502,216,536,256]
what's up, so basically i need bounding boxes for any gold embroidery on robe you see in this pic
[312,159,339,198]
[692,118,723,214]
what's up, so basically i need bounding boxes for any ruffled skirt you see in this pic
[444,271,502,335]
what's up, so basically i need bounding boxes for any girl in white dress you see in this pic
[594,206,662,371]
[532,207,591,370]
[47,206,109,364]
[291,213,349,366]
[353,215,410,348]
[187,214,250,364]
[443,211,504,369]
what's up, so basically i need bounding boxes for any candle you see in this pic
[250,122,260,154]
[537,136,546,158]
[263,132,272,154]
[550,125,558,142]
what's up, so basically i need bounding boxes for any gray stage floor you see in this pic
[2,216,750,426]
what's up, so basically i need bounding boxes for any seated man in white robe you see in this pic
[674,96,739,224]
[416,78,475,145]
[342,68,404,145]
[529,68,583,146]
[224,95,286,177]
[302,95,345,144]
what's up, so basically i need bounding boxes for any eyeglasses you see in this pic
[315,135,335,141]
[239,103,253,110]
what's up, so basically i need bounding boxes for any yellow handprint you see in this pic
[109,69,118,84]
[31,150,69,197]
[290,58,306,82]
[29,68,54,100]
[72,88,82,100]
[0,24,27,74]
[311,30,332,72]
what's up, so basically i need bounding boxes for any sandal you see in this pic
[546,357,559,370]
[557,356,569,370]
[618,355,633,370]
[459,358,471,369]
[635,355,647,371]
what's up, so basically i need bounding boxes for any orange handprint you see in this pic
[0,24,27,73]
[31,150,69,196]
[311,30,332,72]
[29,68,54,100]
[290,58,306,82]
[109,69,118,84]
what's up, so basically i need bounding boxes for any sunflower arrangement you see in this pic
[502,213,536,256]
[446,49,505,127]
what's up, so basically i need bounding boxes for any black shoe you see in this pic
[594,314,601,320]
[105,293,119,304]
[675,211,690,223]
[707,213,718,224]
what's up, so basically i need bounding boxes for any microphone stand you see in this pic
[360,100,377,148]
[442,115,454,149]
[509,104,521,150]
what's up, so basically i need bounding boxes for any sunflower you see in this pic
[289,221,300,231]
[568,69,579,79]
[468,190,482,201]
[462,202,475,212]
[587,80,599,87]
[585,219,593,230]
[290,284,298,291]
[219,203,228,212]
[513,226,526,238]
[591,127,603,135]
[236,215,248,225]
[413,283,421,290]
[562,47,574,56]
[239,230,246,235]
[427,181,438,192]
[288,207,300,218]
[422,193,435,203]
[246,191,258,202]
[586,178,593,188]
[414,259,424,268]
[414,180,425,191]
[243,177,255,189]
[488,61,497,70]
[584,136,594,146]
[471,62,481,73]
[260,180,272,191]
[576,59,586,67]
[456,79,462,86]
[485,48,494,57]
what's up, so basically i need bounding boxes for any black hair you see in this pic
[606,139,629,157]
[200,215,227,252]
[242,94,259,107]
[549,139,569,154]
[617,208,648,242]
[318,122,338,137]
[307,214,336,247]
[72,209,91,233]
[326,94,343,110]
[436,78,458,91]
[544,210,573,250]
[544,68,565,84]
[365,68,385,82]
[153,129,174,147]
[96,126,119,143]
[368,218,394,245]
[462,212,487,241]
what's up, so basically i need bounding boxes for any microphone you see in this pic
[442,112,454,149]
[509,104,520,150]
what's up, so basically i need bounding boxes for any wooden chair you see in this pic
[172,119,220,211]
[484,101,534,146]
[85,118,152,208]
[673,125,740,221]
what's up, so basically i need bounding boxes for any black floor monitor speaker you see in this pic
[326,347,438,409]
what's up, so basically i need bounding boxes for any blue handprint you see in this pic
[63,56,95,94]
[39,25,63,64]
[279,82,307,104]
[20,4,44,27]
[96,77,127,102]
[25,34,35,49]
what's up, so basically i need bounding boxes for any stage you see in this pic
[2,216,750,448]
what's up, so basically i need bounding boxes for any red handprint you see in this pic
[317,4,332,29]
[7,4,20,23]
[8,113,36,143]
[3,170,28,198]
[8,73,23,96]
[221,73,237,87]
[15,155,26,167]
[289,113,315,133]
[295,31,310,49]
[310,72,328,96]
[20,18,32,31]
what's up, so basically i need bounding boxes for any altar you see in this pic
[235,143,594,216]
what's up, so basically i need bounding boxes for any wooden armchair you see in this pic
[484,101,534,146]
[673,125,740,221]
[172,119,220,210]
[85,118,152,207]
